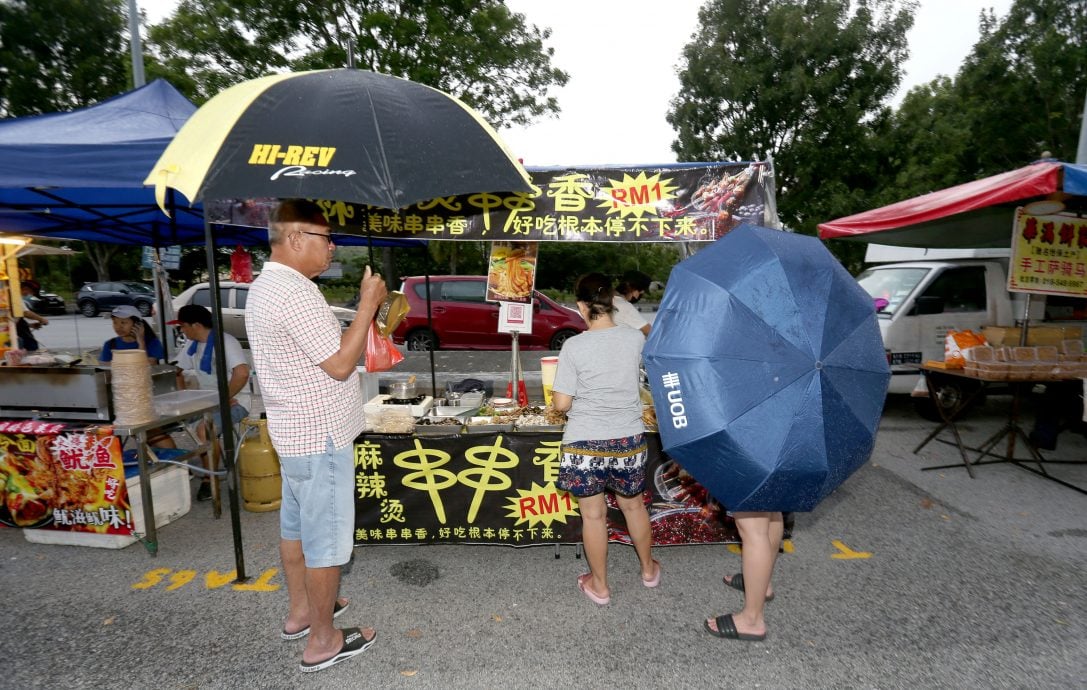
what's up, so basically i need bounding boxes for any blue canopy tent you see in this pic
[0,78,417,248]
[0,78,428,575]
[0,80,261,576]
[0,79,211,245]
[0,79,429,577]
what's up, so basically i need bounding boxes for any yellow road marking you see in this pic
[205,570,236,589]
[165,570,197,591]
[131,568,171,590]
[831,539,871,559]
[232,567,280,592]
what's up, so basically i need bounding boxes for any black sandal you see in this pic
[723,572,774,602]
[703,614,766,641]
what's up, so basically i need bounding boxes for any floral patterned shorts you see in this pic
[557,433,648,498]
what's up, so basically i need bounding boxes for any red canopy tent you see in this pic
[817,161,1087,248]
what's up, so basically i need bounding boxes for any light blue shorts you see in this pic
[279,437,355,568]
[188,403,248,438]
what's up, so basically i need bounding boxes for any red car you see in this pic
[392,276,585,351]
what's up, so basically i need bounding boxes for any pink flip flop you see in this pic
[642,559,662,588]
[577,573,610,605]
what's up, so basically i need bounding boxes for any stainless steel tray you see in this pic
[513,424,565,432]
[413,423,465,436]
[429,405,480,418]
[463,422,515,433]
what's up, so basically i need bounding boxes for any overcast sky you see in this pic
[139,0,1015,166]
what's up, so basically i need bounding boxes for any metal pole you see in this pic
[127,0,146,87]
[203,218,247,581]
[1018,293,1033,347]
[424,260,437,397]
[1076,85,1087,164]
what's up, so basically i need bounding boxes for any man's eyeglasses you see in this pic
[297,230,334,246]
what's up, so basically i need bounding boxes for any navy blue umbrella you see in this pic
[643,224,890,511]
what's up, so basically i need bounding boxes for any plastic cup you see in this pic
[540,356,559,406]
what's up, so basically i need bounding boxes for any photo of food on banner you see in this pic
[486,241,538,304]
[487,242,539,406]
[659,162,768,236]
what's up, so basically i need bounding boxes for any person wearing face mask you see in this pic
[612,270,652,337]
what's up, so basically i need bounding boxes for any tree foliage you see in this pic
[0,0,130,117]
[145,0,568,128]
[885,0,1086,200]
[956,0,1086,172]
[668,0,916,240]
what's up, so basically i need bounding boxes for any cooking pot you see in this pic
[388,376,417,400]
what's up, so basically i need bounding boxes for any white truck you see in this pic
[855,245,1087,419]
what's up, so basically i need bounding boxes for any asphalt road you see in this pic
[18,312,118,358]
[2,380,1085,687]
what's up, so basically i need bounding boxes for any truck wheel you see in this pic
[913,375,985,422]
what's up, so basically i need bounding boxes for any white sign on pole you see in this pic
[498,301,533,334]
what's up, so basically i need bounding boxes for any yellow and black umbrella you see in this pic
[146,68,532,210]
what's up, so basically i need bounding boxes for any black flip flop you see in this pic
[298,627,376,673]
[281,600,349,640]
[703,614,766,641]
[723,573,775,602]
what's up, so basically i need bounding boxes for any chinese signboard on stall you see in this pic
[205,162,777,243]
[1008,207,1087,296]
[353,431,745,547]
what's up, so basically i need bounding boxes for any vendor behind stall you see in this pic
[613,270,652,336]
[169,304,250,502]
[17,281,48,351]
[98,305,165,363]
[99,304,175,451]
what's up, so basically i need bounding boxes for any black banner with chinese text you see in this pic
[208,162,777,243]
[353,431,741,547]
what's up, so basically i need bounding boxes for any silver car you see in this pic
[171,281,356,348]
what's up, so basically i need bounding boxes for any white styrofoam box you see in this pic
[25,464,192,549]
[356,366,379,403]
[153,389,219,417]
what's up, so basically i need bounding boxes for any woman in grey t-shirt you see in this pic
[551,272,660,605]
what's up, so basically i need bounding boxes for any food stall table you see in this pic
[913,365,1086,494]
[111,392,223,555]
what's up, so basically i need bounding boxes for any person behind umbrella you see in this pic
[704,511,784,642]
[550,272,660,605]
[612,270,652,336]
[98,305,165,364]
[245,198,385,673]
[17,281,48,351]
[169,304,250,503]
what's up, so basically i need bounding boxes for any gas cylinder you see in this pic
[238,417,281,512]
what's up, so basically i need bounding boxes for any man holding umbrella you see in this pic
[246,199,386,672]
